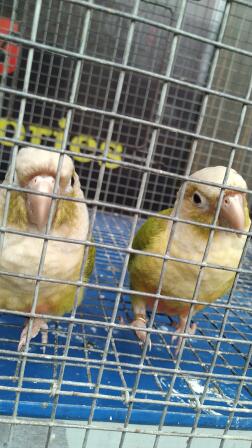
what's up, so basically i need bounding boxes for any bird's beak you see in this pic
[219,192,245,234]
[26,175,55,231]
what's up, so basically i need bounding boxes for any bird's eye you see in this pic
[193,192,202,205]
[71,175,75,187]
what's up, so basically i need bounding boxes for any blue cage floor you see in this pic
[0,212,252,429]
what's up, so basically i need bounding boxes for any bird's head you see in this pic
[177,166,250,235]
[7,147,81,232]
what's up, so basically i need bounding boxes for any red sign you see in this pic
[0,17,20,75]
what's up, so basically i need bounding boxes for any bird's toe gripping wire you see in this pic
[18,318,48,352]
[171,317,197,355]
[132,314,152,351]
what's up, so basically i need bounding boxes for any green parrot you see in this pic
[128,166,250,352]
[0,147,95,350]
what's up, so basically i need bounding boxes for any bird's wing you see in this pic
[128,208,173,271]
[83,243,96,282]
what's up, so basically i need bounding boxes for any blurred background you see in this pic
[1,0,252,213]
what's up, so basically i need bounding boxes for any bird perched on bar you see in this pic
[0,147,95,351]
[128,166,250,353]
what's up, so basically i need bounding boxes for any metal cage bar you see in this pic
[0,1,252,448]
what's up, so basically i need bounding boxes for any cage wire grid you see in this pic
[0,0,251,447]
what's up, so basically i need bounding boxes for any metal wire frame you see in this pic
[3,87,252,160]
[1,15,252,103]
[82,1,143,445]
[116,2,243,447]
[0,1,45,444]
[3,2,97,446]
[92,1,252,447]
[2,0,250,59]
[1,417,252,444]
[0,1,252,448]
[0,214,252,440]
[117,3,196,446]
[0,216,252,444]
[185,40,252,448]
[0,0,246,211]
[1,1,58,444]
[152,3,234,446]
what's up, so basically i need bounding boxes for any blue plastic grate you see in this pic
[0,211,251,429]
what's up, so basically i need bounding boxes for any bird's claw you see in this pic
[171,322,197,355]
[18,318,48,351]
[132,318,151,351]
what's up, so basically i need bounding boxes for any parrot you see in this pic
[0,146,95,351]
[128,166,250,353]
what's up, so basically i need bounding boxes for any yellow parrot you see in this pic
[0,147,95,350]
[128,166,250,352]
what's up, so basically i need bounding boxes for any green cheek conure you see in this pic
[0,147,95,351]
[128,166,250,353]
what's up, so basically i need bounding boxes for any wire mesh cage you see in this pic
[0,0,252,447]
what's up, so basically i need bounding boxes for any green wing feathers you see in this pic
[129,208,173,270]
[83,243,96,281]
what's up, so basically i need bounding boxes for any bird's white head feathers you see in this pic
[5,147,85,233]
[189,166,247,194]
[177,166,250,233]
[15,147,75,191]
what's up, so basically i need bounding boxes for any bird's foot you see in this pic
[131,316,151,351]
[118,315,125,325]
[171,320,197,355]
[18,318,48,352]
